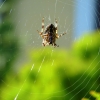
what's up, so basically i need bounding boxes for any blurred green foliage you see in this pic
[0,0,19,86]
[82,91,100,100]
[1,32,100,100]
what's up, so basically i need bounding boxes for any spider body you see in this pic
[37,18,66,47]
[44,24,56,45]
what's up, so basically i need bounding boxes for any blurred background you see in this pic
[0,0,100,100]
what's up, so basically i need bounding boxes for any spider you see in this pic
[37,17,66,47]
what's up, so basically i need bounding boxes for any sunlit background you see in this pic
[0,0,100,100]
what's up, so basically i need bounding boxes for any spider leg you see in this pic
[37,30,44,38]
[56,32,66,39]
[54,44,59,47]
[55,18,63,39]
[55,19,66,39]
[42,43,45,46]
[41,17,44,34]
[53,43,59,47]
[55,19,58,34]
[37,17,45,38]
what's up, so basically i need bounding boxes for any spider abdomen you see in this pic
[48,33,56,44]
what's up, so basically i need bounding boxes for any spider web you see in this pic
[0,0,100,100]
